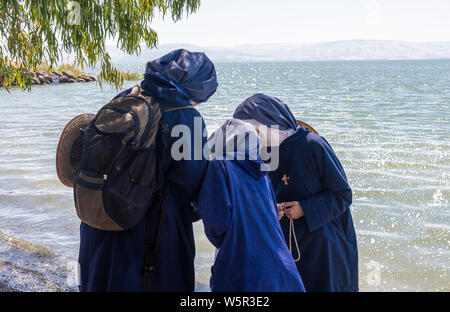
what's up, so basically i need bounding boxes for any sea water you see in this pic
[0,60,448,291]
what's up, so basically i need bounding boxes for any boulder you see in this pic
[36,70,46,77]
[62,70,75,79]
[38,75,47,84]
[27,69,97,85]
[59,75,69,83]
[79,74,95,82]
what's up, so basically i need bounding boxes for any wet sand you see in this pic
[0,236,76,292]
[0,282,15,292]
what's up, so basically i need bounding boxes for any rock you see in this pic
[59,75,68,83]
[37,72,51,84]
[79,74,95,82]
[26,69,96,85]
[37,75,47,84]
[62,70,75,79]
[36,70,46,77]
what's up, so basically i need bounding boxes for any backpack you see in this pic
[73,85,167,231]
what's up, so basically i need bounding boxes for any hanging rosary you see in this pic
[289,218,301,262]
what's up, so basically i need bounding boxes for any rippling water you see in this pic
[0,60,449,291]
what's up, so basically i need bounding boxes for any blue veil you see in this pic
[233,93,298,131]
[141,49,218,108]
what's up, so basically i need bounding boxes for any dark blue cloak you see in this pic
[197,119,305,292]
[78,49,215,292]
[198,160,305,292]
[269,128,359,292]
[78,106,208,292]
[234,93,358,292]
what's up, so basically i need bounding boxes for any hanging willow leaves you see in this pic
[0,0,201,90]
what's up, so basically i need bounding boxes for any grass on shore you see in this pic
[36,64,142,81]
[36,63,84,77]
[118,70,143,81]
[0,231,54,258]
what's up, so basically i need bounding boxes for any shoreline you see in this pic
[0,233,76,292]
[27,70,96,86]
[0,282,15,292]
[0,66,96,88]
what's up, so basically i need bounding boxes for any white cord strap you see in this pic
[289,218,301,262]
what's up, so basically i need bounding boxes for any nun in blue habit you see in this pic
[233,94,359,292]
[78,49,218,292]
[197,119,305,292]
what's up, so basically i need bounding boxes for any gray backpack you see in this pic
[73,85,166,231]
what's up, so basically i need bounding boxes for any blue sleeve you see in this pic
[165,110,209,221]
[197,161,232,248]
[300,135,352,232]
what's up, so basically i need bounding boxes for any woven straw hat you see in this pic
[56,114,95,187]
[297,120,319,135]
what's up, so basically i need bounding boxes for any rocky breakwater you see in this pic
[30,70,96,85]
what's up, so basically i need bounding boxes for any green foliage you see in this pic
[56,63,84,77]
[118,70,143,81]
[35,62,57,74]
[36,62,84,77]
[0,0,201,90]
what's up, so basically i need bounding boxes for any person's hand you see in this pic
[280,201,304,220]
[277,204,284,220]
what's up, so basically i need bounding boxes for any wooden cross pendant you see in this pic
[282,174,290,186]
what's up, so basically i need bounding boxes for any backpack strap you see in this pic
[163,105,197,113]
[142,183,169,292]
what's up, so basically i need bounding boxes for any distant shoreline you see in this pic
[107,40,450,64]
[211,58,450,64]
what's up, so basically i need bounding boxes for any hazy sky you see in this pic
[150,0,450,46]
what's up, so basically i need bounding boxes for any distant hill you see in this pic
[102,40,450,71]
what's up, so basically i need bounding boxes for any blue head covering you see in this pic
[233,93,298,131]
[141,49,218,108]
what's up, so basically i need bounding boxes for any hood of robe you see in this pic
[233,93,298,130]
[141,49,218,108]
[208,119,268,179]
[233,93,299,146]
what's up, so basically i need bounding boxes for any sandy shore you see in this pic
[0,234,76,292]
[0,282,15,292]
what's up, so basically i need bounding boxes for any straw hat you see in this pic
[297,120,319,135]
[56,113,95,187]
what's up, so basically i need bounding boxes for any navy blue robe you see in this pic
[198,158,305,292]
[78,49,217,292]
[269,127,358,292]
[78,106,208,292]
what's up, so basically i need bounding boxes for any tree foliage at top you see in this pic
[0,0,201,90]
